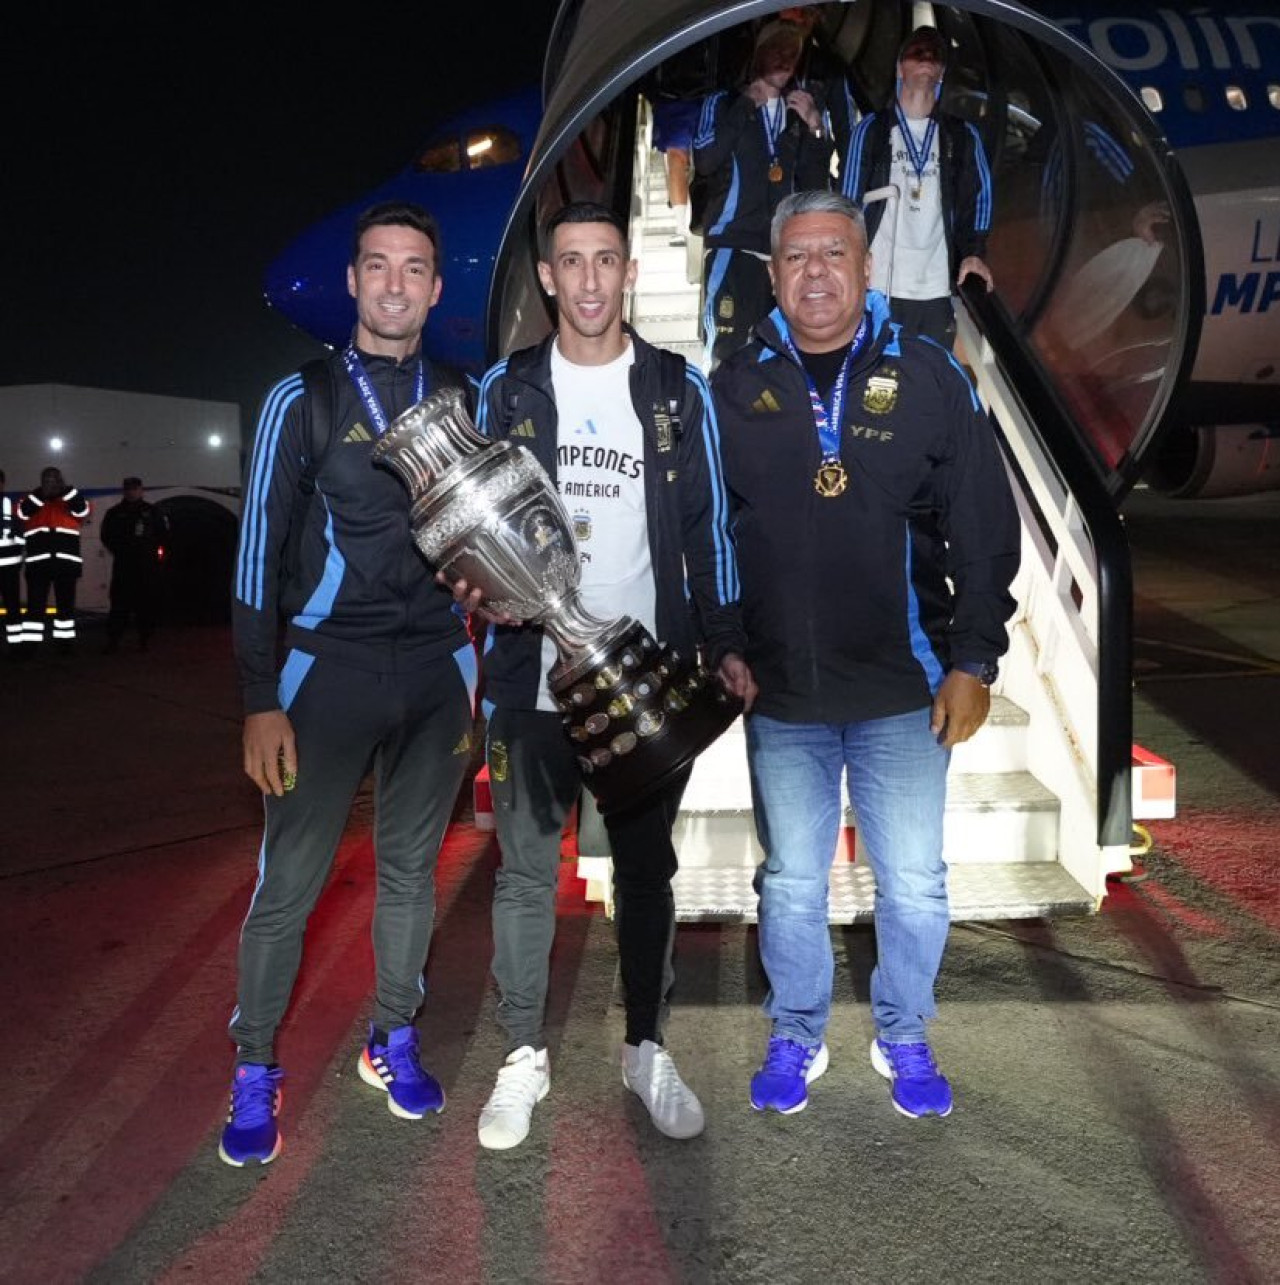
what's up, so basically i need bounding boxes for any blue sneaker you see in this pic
[870,1038,953,1118]
[358,1024,445,1119]
[218,1063,284,1166]
[749,1037,829,1114]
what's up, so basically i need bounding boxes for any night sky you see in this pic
[2,3,559,431]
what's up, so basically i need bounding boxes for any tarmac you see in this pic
[0,486,1278,1285]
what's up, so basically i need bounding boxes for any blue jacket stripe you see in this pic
[240,375,300,608]
[939,344,983,411]
[967,123,993,232]
[238,375,303,609]
[694,91,725,148]
[476,359,509,436]
[904,532,946,692]
[1085,122,1134,182]
[842,116,872,199]
[702,248,734,369]
[278,647,315,712]
[687,365,739,603]
[292,496,345,629]
[708,158,740,237]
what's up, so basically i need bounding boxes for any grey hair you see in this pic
[770,190,868,253]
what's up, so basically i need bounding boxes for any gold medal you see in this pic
[814,459,849,498]
[769,162,783,183]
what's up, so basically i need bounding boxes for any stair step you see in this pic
[663,860,1095,923]
[633,292,701,322]
[679,697,1032,809]
[633,315,702,343]
[666,769,1059,868]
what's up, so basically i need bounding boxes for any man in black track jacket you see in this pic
[453,201,754,1151]
[712,189,1018,1121]
[693,19,834,370]
[219,201,478,1168]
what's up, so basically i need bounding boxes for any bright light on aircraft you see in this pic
[467,137,494,158]
[49,437,64,453]
[208,433,224,448]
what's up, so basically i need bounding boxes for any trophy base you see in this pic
[553,620,744,817]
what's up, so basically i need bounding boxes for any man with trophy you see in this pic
[220,202,479,1167]
[711,190,1018,1120]
[447,201,755,1150]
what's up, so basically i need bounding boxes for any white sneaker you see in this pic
[477,1046,550,1150]
[621,1040,705,1139]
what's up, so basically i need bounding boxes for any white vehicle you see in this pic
[1,383,242,619]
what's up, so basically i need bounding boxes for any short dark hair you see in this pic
[899,25,948,65]
[123,476,143,489]
[350,201,442,267]
[538,201,629,262]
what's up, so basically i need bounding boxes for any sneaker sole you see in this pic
[217,1134,283,1167]
[357,1050,445,1119]
[869,1039,953,1119]
[749,1043,830,1114]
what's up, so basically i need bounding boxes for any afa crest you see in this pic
[718,294,735,320]
[863,371,900,415]
[573,510,592,542]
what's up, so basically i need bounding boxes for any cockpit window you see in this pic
[413,126,522,173]
[414,138,463,174]
[464,126,522,169]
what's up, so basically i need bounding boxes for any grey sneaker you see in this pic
[477,1046,550,1150]
[621,1040,705,1139]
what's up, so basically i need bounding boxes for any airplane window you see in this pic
[414,138,463,174]
[1182,85,1207,113]
[465,126,522,169]
[1140,87,1163,114]
[1271,85,1280,110]
[1226,86,1248,112]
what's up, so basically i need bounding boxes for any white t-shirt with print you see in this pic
[869,116,950,301]
[536,339,656,711]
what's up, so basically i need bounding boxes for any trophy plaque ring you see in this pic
[371,385,742,815]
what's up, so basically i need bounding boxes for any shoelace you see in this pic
[487,1058,546,1111]
[230,1068,281,1127]
[383,1033,430,1084]
[643,1048,698,1110]
[761,1038,812,1077]
[884,1042,939,1080]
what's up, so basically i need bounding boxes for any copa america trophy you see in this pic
[371,385,742,815]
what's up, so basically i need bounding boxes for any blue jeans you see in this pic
[746,709,951,1045]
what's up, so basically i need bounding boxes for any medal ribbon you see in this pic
[895,103,937,195]
[342,345,426,436]
[760,96,785,169]
[782,315,869,464]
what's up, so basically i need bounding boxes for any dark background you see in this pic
[1,3,560,430]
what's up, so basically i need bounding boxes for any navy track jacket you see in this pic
[711,294,1019,724]
[234,348,471,716]
[474,328,746,713]
[693,88,835,253]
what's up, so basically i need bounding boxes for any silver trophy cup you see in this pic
[371,385,741,815]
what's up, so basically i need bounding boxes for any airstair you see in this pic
[562,102,1175,924]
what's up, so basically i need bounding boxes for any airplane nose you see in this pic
[262,206,360,348]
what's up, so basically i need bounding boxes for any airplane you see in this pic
[262,0,1280,501]
[261,84,542,375]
